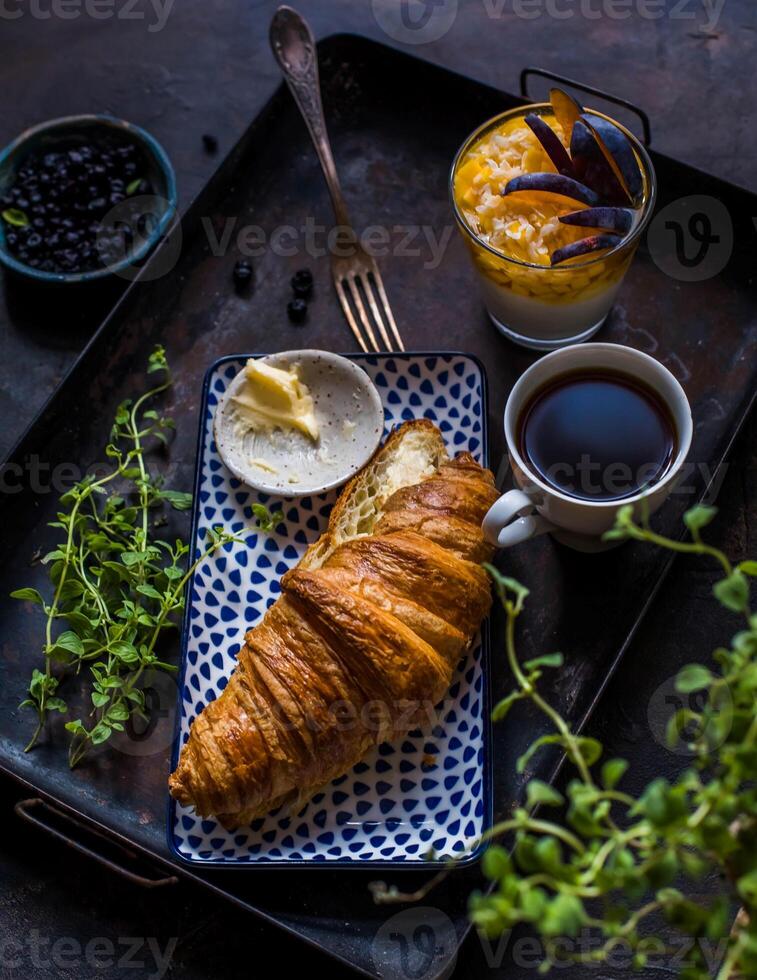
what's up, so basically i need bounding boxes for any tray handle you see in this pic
[14,798,178,889]
[520,67,652,146]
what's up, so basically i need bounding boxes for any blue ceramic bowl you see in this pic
[0,114,177,284]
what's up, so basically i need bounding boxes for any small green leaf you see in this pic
[51,630,84,657]
[161,490,193,511]
[576,736,603,766]
[517,734,562,773]
[148,345,167,373]
[90,723,112,745]
[675,664,714,694]
[481,845,511,881]
[602,526,629,542]
[136,584,163,600]
[126,177,142,195]
[252,503,283,532]
[542,894,586,938]
[523,652,564,672]
[526,779,564,809]
[737,560,757,577]
[108,702,129,722]
[10,587,45,606]
[2,207,29,228]
[121,550,148,567]
[110,640,138,663]
[683,505,717,533]
[666,708,699,748]
[42,549,65,564]
[737,869,757,902]
[713,571,749,613]
[491,690,523,722]
[601,758,628,790]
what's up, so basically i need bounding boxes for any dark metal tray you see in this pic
[0,33,755,980]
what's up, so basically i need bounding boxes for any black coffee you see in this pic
[518,369,677,502]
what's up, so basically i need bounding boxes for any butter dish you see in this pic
[213,350,385,497]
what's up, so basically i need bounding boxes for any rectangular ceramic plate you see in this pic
[168,351,492,866]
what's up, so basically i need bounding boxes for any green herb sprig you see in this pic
[252,503,283,532]
[14,347,240,767]
[374,504,757,979]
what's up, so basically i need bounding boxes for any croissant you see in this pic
[169,419,499,829]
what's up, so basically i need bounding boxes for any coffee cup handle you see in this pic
[482,489,555,549]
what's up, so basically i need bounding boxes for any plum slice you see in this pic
[549,87,583,142]
[570,120,632,206]
[583,113,643,204]
[503,173,601,208]
[524,113,575,177]
[550,234,623,266]
[559,206,634,233]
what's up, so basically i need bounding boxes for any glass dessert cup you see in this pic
[450,103,656,351]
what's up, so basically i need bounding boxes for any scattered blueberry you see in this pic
[291,267,313,298]
[287,298,308,323]
[233,259,253,290]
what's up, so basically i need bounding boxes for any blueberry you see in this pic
[291,267,314,298]
[233,259,253,289]
[287,298,308,323]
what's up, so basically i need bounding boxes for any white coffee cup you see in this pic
[483,343,693,552]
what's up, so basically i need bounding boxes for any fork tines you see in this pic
[333,262,405,354]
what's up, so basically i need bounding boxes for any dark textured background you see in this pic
[0,1,755,977]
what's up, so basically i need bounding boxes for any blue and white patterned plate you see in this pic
[168,352,491,867]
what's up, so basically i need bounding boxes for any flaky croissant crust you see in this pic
[169,422,498,829]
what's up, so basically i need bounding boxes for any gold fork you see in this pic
[269,6,405,353]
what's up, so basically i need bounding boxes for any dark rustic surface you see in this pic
[0,2,755,979]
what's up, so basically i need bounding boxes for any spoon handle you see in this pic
[269,6,352,229]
